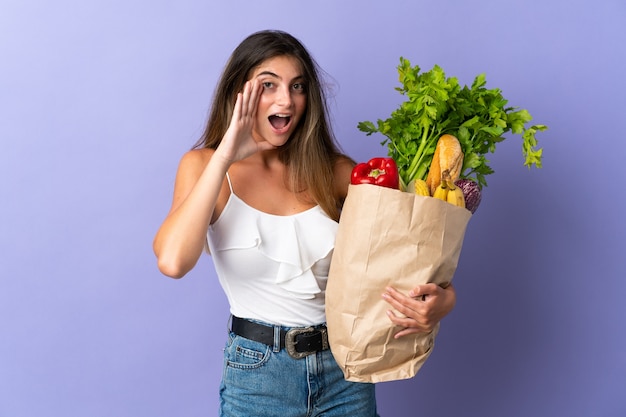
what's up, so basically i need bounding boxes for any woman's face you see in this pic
[249,55,307,147]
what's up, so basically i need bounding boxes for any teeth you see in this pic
[269,114,290,129]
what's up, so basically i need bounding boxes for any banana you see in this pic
[445,180,466,208]
[433,170,450,201]
[413,179,430,196]
[432,182,449,201]
[431,169,465,208]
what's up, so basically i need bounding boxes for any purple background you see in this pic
[1,1,625,416]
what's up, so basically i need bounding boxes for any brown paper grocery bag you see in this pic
[326,183,472,383]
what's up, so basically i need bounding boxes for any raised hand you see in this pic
[215,80,276,163]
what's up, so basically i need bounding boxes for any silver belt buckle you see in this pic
[285,327,316,359]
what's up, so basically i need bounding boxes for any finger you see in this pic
[393,326,430,339]
[385,309,413,327]
[239,81,252,117]
[385,310,430,337]
[232,92,244,121]
[251,80,263,109]
[382,288,433,327]
[393,327,422,339]
[383,287,423,311]
[386,305,438,330]
[382,298,424,328]
[385,307,428,328]
[247,79,262,115]
[408,283,439,300]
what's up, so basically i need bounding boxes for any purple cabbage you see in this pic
[454,179,482,214]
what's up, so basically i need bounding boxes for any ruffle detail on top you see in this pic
[208,195,338,299]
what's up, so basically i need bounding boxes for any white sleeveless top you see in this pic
[206,174,339,327]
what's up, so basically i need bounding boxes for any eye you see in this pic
[262,81,274,89]
[292,83,306,93]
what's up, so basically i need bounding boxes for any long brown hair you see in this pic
[193,30,348,221]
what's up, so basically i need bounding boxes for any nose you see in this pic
[276,85,293,107]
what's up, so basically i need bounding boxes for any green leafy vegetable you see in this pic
[358,57,548,190]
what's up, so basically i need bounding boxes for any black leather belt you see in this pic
[231,316,329,359]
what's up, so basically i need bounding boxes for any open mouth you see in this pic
[268,114,291,130]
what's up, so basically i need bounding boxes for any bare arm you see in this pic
[152,150,230,278]
[333,155,356,203]
[153,80,273,278]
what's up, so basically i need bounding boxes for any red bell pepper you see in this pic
[350,157,399,189]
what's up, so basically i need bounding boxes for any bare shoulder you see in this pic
[178,148,213,170]
[174,148,215,182]
[333,154,356,200]
[169,148,215,212]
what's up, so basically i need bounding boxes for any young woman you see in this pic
[153,30,456,417]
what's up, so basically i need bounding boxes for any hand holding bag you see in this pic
[326,184,471,383]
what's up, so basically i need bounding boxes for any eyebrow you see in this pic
[256,71,304,81]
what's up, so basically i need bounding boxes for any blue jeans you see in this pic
[219,328,379,417]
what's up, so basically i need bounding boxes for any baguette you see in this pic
[425,134,464,195]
